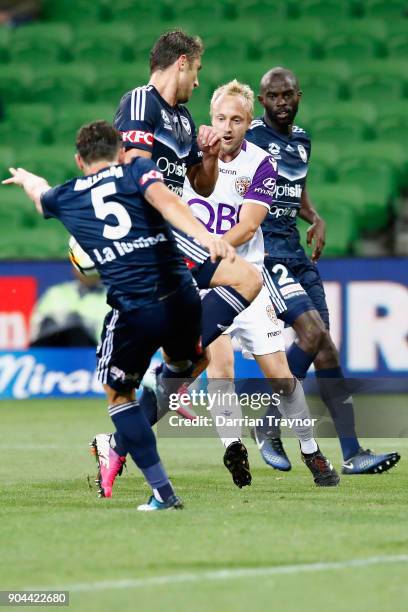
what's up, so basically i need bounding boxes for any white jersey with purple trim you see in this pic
[183,139,278,270]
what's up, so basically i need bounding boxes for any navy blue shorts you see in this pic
[172,229,220,288]
[96,281,203,393]
[263,255,330,329]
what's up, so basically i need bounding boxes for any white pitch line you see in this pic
[27,555,408,594]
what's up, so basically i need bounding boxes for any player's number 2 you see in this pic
[272,263,295,286]
[91,183,132,240]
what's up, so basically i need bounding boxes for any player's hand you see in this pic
[307,217,326,262]
[197,125,221,157]
[203,236,236,263]
[2,167,30,187]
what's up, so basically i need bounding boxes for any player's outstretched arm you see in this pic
[299,186,326,262]
[222,201,268,248]
[2,167,50,215]
[187,125,220,197]
[145,181,235,263]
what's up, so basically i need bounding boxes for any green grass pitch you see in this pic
[1,398,408,612]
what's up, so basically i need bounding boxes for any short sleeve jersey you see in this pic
[183,139,278,269]
[114,85,202,197]
[246,118,311,258]
[41,157,192,310]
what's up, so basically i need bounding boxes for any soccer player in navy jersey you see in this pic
[113,29,260,326]
[246,67,400,475]
[2,120,236,511]
[91,30,263,494]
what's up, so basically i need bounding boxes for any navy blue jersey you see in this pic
[41,157,192,310]
[246,118,311,258]
[114,85,202,197]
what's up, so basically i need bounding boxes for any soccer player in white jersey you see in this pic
[183,80,339,487]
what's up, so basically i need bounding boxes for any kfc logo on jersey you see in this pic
[298,144,308,163]
[263,177,277,194]
[181,116,192,135]
[268,143,281,159]
[121,130,154,146]
[235,176,251,196]
[139,170,163,186]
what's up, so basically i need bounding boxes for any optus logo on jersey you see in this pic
[121,130,154,146]
[167,184,184,196]
[269,205,297,218]
[275,183,302,198]
[156,157,187,178]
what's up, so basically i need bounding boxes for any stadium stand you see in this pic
[1,0,408,258]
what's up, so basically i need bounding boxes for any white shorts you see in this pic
[225,285,285,357]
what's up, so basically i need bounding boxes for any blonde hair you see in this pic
[210,79,254,119]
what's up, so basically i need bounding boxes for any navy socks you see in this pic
[109,400,175,501]
[315,367,360,461]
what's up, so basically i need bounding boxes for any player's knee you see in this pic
[210,256,261,302]
[104,384,135,406]
[298,323,326,354]
[207,358,234,379]
[237,263,262,302]
[317,331,339,363]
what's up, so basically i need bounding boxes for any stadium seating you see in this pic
[93,65,150,104]
[16,147,77,185]
[297,0,352,20]
[336,158,395,231]
[323,34,383,62]
[0,148,16,182]
[42,0,105,23]
[387,35,408,59]
[0,188,69,259]
[298,186,360,256]
[28,65,97,105]
[307,142,339,184]
[310,102,376,145]
[54,105,115,144]
[349,74,404,102]
[256,37,314,64]
[1,0,407,258]
[0,65,33,103]
[364,0,408,18]
[107,0,172,22]
[72,24,135,64]
[238,0,288,20]
[0,27,10,62]
[9,24,72,64]
[0,104,53,146]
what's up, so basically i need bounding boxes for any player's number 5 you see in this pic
[91,183,132,240]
